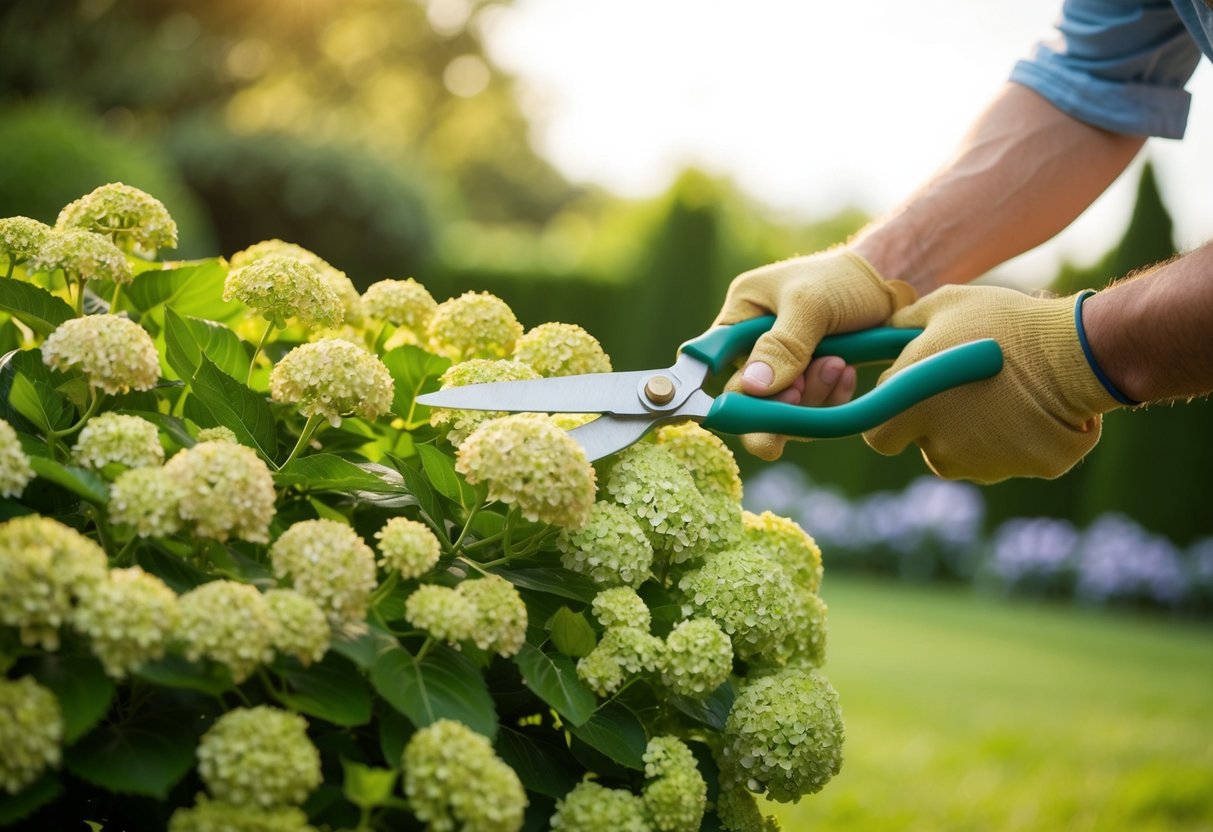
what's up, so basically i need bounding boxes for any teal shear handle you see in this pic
[681,315,1003,439]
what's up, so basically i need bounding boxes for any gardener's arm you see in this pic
[849,82,1144,294]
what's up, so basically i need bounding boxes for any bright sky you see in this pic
[483,0,1213,286]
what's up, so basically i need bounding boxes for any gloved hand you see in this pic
[714,250,917,460]
[863,284,1124,483]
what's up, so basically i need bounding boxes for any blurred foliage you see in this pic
[0,103,215,257]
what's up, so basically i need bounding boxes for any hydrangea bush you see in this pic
[0,184,843,831]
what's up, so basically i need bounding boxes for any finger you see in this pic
[801,357,847,406]
[774,373,806,404]
[823,366,857,406]
[862,359,926,456]
[740,314,826,396]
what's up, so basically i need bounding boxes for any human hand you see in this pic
[862,285,1122,483]
[714,250,916,460]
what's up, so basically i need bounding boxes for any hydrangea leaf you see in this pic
[27,651,115,744]
[341,759,399,810]
[0,773,62,826]
[546,607,597,659]
[1,348,71,434]
[370,643,498,740]
[163,307,249,382]
[278,655,373,728]
[494,725,581,799]
[0,278,74,337]
[274,454,413,495]
[381,344,449,422]
[514,643,597,727]
[417,442,485,510]
[491,565,599,604]
[183,354,277,460]
[124,259,236,321]
[568,701,647,770]
[64,707,200,798]
[668,680,736,732]
[27,456,108,505]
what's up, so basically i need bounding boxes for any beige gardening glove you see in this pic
[863,284,1123,484]
[714,250,917,460]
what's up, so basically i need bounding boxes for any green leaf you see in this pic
[274,454,411,495]
[381,345,450,422]
[27,456,108,505]
[277,655,373,727]
[331,624,399,672]
[125,259,237,320]
[513,644,597,727]
[65,708,199,798]
[341,759,399,810]
[371,644,498,740]
[492,566,599,604]
[546,607,597,659]
[568,702,647,770]
[378,706,414,766]
[163,307,250,381]
[668,681,736,732]
[0,279,74,336]
[393,458,445,531]
[0,774,62,826]
[122,410,195,450]
[28,652,115,744]
[494,727,580,799]
[135,544,211,593]
[417,443,484,510]
[136,654,233,696]
[2,349,71,434]
[184,353,277,459]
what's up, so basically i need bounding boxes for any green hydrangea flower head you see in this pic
[643,736,707,832]
[756,590,827,672]
[604,443,710,561]
[196,425,238,444]
[0,516,107,650]
[270,338,395,427]
[550,781,649,832]
[197,707,322,808]
[0,676,63,795]
[265,589,330,667]
[743,510,823,594]
[42,315,160,395]
[661,617,733,698]
[164,441,276,543]
[362,277,437,332]
[699,489,744,554]
[513,322,612,377]
[557,501,654,588]
[72,412,164,470]
[426,290,523,362]
[404,585,477,646]
[178,580,275,683]
[230,239,362,325]
[430,359,539,448]
[270,519,377,627]
[72,566,180,678]
[29,228,133,284]
[375,517,441,580]
[715,786,783,832]
[0,216,52,264]
[56,183,178,254]
[108,466,184,538]
[655,421,743,501]
[456,413,597,529]
[169,796,318,832]
[576,626,664,696]
[403,719,527,832]
[591,586,651,630]
[0,418,33,498]
[223,255,343,329]
[721,668,845,803]
[678,549,796,661]
[457,574,528,657]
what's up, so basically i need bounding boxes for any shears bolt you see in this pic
[644,375,676,405]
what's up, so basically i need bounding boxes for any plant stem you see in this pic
[110,280,123,312]
[415,636,436,662]
[112,536,138,567]
[4,259,13,281]
[48,391,104,440]
[74,276,86,316]
[369,572,400,607]
[278,413,324,470]
[247,320,275,387]
[450,498,486,554]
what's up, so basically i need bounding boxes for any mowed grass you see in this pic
[770,577,1213,832]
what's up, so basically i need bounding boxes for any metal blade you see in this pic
[416,370,658,416]
[566,390,717,460]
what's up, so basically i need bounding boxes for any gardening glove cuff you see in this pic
[862,285,1123,484]
[715,250,917,460]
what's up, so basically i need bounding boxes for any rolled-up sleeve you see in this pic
[1010,0,1203,138]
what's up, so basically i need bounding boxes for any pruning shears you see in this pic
[416,316,1004,461]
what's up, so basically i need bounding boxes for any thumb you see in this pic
[738,316,826,396]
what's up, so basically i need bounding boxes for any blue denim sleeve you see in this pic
[1009,0,1202,137]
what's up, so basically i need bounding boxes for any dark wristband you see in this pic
[1074,290,1139,407]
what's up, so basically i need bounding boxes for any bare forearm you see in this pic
[850,83,1144,294]
[1083,242,1213,403]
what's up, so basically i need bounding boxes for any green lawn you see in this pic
[771,577,1213,832]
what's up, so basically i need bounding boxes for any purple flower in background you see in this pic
[742,464,809,518]
[794,488,855,551]
[900,477,985,550]
[989,517,1080,583]
[1075,514,1188,605]
[1186,536,1213,589]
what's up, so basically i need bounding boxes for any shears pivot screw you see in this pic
[643,375,676,405]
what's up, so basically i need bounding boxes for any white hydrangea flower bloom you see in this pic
[742,510,823,594]
[660,617,733,699]
[655,421,743,502]
[72,412,164,470]
[178,581,275,683]
[223,255,343,329]
[108,466,184,538]
[265,589,331,667]
[557,502,654,589]
[604,443,710,561]
[230,239,362,326]
[42,315,160,395]
[0,216,52,264]
[457,575,527,657]
[196,707,321,808]
[513,322,612,377]
[430,359,539,448]
[404,585,477,646]
[29,228,133,284]
[72,566,180,678]
[643,736,707,832]
[164,442,276,543]
[361,277,437,332]
[576,626,664,696]
[678,549,796,661]
[426,291,523,362]
[56,182,178,254]
[270,338,394,426]
[375,517,441,580]
[550,781,649,832]
[0,676,63,795]
[168,797,318,832]
[270,520,377,627]
[590,586,651,630]
[0,418,33,498]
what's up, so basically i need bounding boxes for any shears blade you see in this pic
[416,370,660,416]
